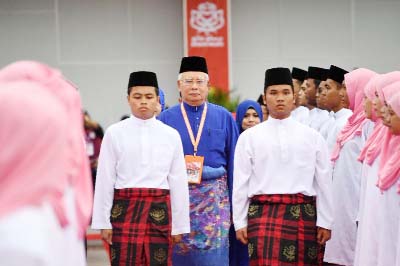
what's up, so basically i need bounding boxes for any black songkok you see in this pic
[179,56,208,74]
[264,67,293,88]
[327,65,348,84]
[307,66,326,81]
[291,67,307,82]
[320,68,329,81]
[128,71,158,89]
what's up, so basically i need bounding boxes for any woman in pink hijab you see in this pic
[374,82,400,266]
[0,61,92,266]
[324,68,376,266]
[354,72,400,266]
[390,92,400,266]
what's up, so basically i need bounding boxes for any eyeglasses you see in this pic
[180,78,208,87]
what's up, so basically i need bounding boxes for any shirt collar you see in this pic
[129,114,156,126]
[182,101,206,113]
[267,115,293,125]
[334,108,351,119]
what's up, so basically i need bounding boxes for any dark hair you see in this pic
[128,86,159,96]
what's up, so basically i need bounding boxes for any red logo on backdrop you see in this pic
[184,0,230,92]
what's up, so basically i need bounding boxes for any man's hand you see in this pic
[172,234,183,244]
[236,227,248,245]
[101,229,113,245]
[317,227,331,245]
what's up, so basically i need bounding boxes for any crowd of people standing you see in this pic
[1,57,400,266]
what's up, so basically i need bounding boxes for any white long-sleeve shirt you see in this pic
[326,108,353,155]
[291,105,310,125]
[91,115,190,235]
[309,108,330,131]
[233,116,333,231]
[319,111,335,140]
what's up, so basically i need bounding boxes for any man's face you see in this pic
[305,78,317,106]
[178,71,209,106]
[297,81,308,106]
[324,79,342,112]
[317,81,327,109]
[340,81,350,109]
[292,79,302,106]
[264,84,294,119]
[127,86,159,120]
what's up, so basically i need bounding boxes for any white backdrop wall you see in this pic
[1,0,399,128]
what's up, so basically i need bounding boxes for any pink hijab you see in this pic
[0,61,93,238]
[376,71,400,102]
[377,86,400,191]
[389,91,400,118]
[363,76,380,122]
[358,74,393,165]
[331,68,376,162]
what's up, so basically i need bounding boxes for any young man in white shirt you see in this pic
[92,71,190,266]
[233,67,333,266]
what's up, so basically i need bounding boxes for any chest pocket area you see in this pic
[205,128,226,153]
[153,144,173,171]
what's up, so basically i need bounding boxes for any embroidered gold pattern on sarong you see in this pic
[154,248,167,263]
[248,204,259,217]
[150,208,166,223]
[304,203,316,217]
[111,204,123,219]
[307,246,318,260]
[289,205,300,219]
[248,242,254,257]
[282,245,296,261]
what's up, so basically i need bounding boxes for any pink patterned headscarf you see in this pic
[0,61,93,238]
[377,88,400,191]
[331,68,376,162]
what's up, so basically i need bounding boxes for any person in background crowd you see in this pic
[291,67,310,125]
[257,94,268,121]
[305,66,330,131]
[83,110,104,188]
[235,100,263,133]
[322,65,353,154]
[229,99,263,266]
[92,71,190,266]
[354,71,400,266]
[325,68,376,266]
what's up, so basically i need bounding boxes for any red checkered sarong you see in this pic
[110,188,171,266]
[247,193,324,266]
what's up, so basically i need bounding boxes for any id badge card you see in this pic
[184,155,204,184]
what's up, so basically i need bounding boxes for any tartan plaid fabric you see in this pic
[110,188,171,266]
[247,193,324,266]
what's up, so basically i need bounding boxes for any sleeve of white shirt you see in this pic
[168,133,190,235]
[314,134,334,230]
[91,129,117,229]
[233,133,252,231]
